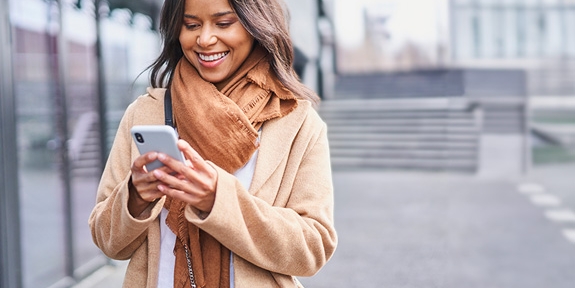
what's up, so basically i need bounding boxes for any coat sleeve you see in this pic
[184,111,337,277]
[88,99,164,260]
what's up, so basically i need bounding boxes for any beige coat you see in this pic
[89,88,337,287]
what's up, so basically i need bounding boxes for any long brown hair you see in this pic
[148,0,320,105]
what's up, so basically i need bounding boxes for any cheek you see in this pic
[235,34,254,52]
[179,32,195,49]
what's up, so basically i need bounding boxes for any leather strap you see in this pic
[164,88,173,127]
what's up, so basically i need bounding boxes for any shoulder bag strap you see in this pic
[164,88,174,127]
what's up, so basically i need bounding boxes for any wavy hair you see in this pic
[148,0,319,105]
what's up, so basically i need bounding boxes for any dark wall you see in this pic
[333,68,526,99]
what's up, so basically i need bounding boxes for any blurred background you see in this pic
[1,0,575,287]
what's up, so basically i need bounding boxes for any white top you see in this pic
[157,148,259,287]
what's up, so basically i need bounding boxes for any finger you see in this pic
[130,176,165,202]
[152,168,183,188]
[176,141,218,191]
[178,139,217,178]
[139,188,165,202]
[131,174,163,194]
[153,167,216,202]
[157,183,215,212]
[131,169,159,186]
[153,168,204,197]
[156,164,176,176]
[157,184,194,202]
[132,152,158,173]
[177,140,209,170]
[156,152,188,174]
[131,167,169,195]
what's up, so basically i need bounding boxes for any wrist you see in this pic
[128,178,152,217]
[197,210,210,220]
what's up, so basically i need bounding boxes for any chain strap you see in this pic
[167,88,197,288]
[183,243,197,288]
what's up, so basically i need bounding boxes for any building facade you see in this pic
[0,0,162,286]
[450,0,575,95]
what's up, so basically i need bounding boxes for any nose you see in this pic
[197,27,217,47]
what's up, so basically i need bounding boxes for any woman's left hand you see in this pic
[152,139,218,214]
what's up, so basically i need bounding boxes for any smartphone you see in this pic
[130,125,186,171]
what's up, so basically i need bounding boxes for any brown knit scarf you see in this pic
[164,45,298,288]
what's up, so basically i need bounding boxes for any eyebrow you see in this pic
[183,11,235,19]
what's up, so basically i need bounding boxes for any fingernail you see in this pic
[153,170,162,178]
[148,152,157,159]
[157,153,166,161]
[157,185,165,192]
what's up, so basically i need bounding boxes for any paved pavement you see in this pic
[300,166,575,288]
[75,163,575,288]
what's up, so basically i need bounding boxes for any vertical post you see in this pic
[471,0,482,58]
[495,0,505,58]
[516,1,525,57]
[448,0,457,61]
[95,0,109,170]
[537,0,545,57]
[48,0,75,280]
[0,0,23,287]
[560,0,568,58]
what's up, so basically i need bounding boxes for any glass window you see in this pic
[10,0,106,286]
[11,0,69,286]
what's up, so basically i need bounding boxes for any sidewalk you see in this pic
[76,164,575,288]
[299,167,575,288]
[73,261,127,288]
[522,162,575,211]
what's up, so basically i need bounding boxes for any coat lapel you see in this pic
[248,101,310,194]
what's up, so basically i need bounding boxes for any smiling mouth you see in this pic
[198,52,229,62]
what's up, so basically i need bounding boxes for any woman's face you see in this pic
[179,0,254,89]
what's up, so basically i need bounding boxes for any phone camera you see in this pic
[135,133,145,143]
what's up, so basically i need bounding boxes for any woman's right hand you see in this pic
[128,152,171,217]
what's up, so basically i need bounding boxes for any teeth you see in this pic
[199,52,228,62]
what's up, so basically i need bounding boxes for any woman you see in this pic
[89,0,337,287]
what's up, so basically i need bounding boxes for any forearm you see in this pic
[89,173,161,259]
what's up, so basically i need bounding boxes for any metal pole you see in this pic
[496,0,505,58]
[95,0,109,170]
[537,0,545,57]
[448,0,457,61]
[0,0,24,286]
[560,0,568,58]
[48,0,75,281]
[516,1,525,57]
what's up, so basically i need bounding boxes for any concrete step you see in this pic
[331,148,477,159]
[76,150,100,161]
[73,158,100,168]
[318,98,480,171]
[72,167,101,178]
[327,133,479,142]
[327,125,479,134]
[324,118,477,126]
[320,111,474,120]
[319,97,467,110]
[319,100,468,109]
[330,140,478,150]
[331,157,477,171]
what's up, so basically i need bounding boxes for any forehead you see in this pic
[183,0,234,15]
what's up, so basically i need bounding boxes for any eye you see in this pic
[184,23,200,30]
[216,22,233,28]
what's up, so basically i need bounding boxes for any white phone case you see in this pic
[130,125,185,171]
